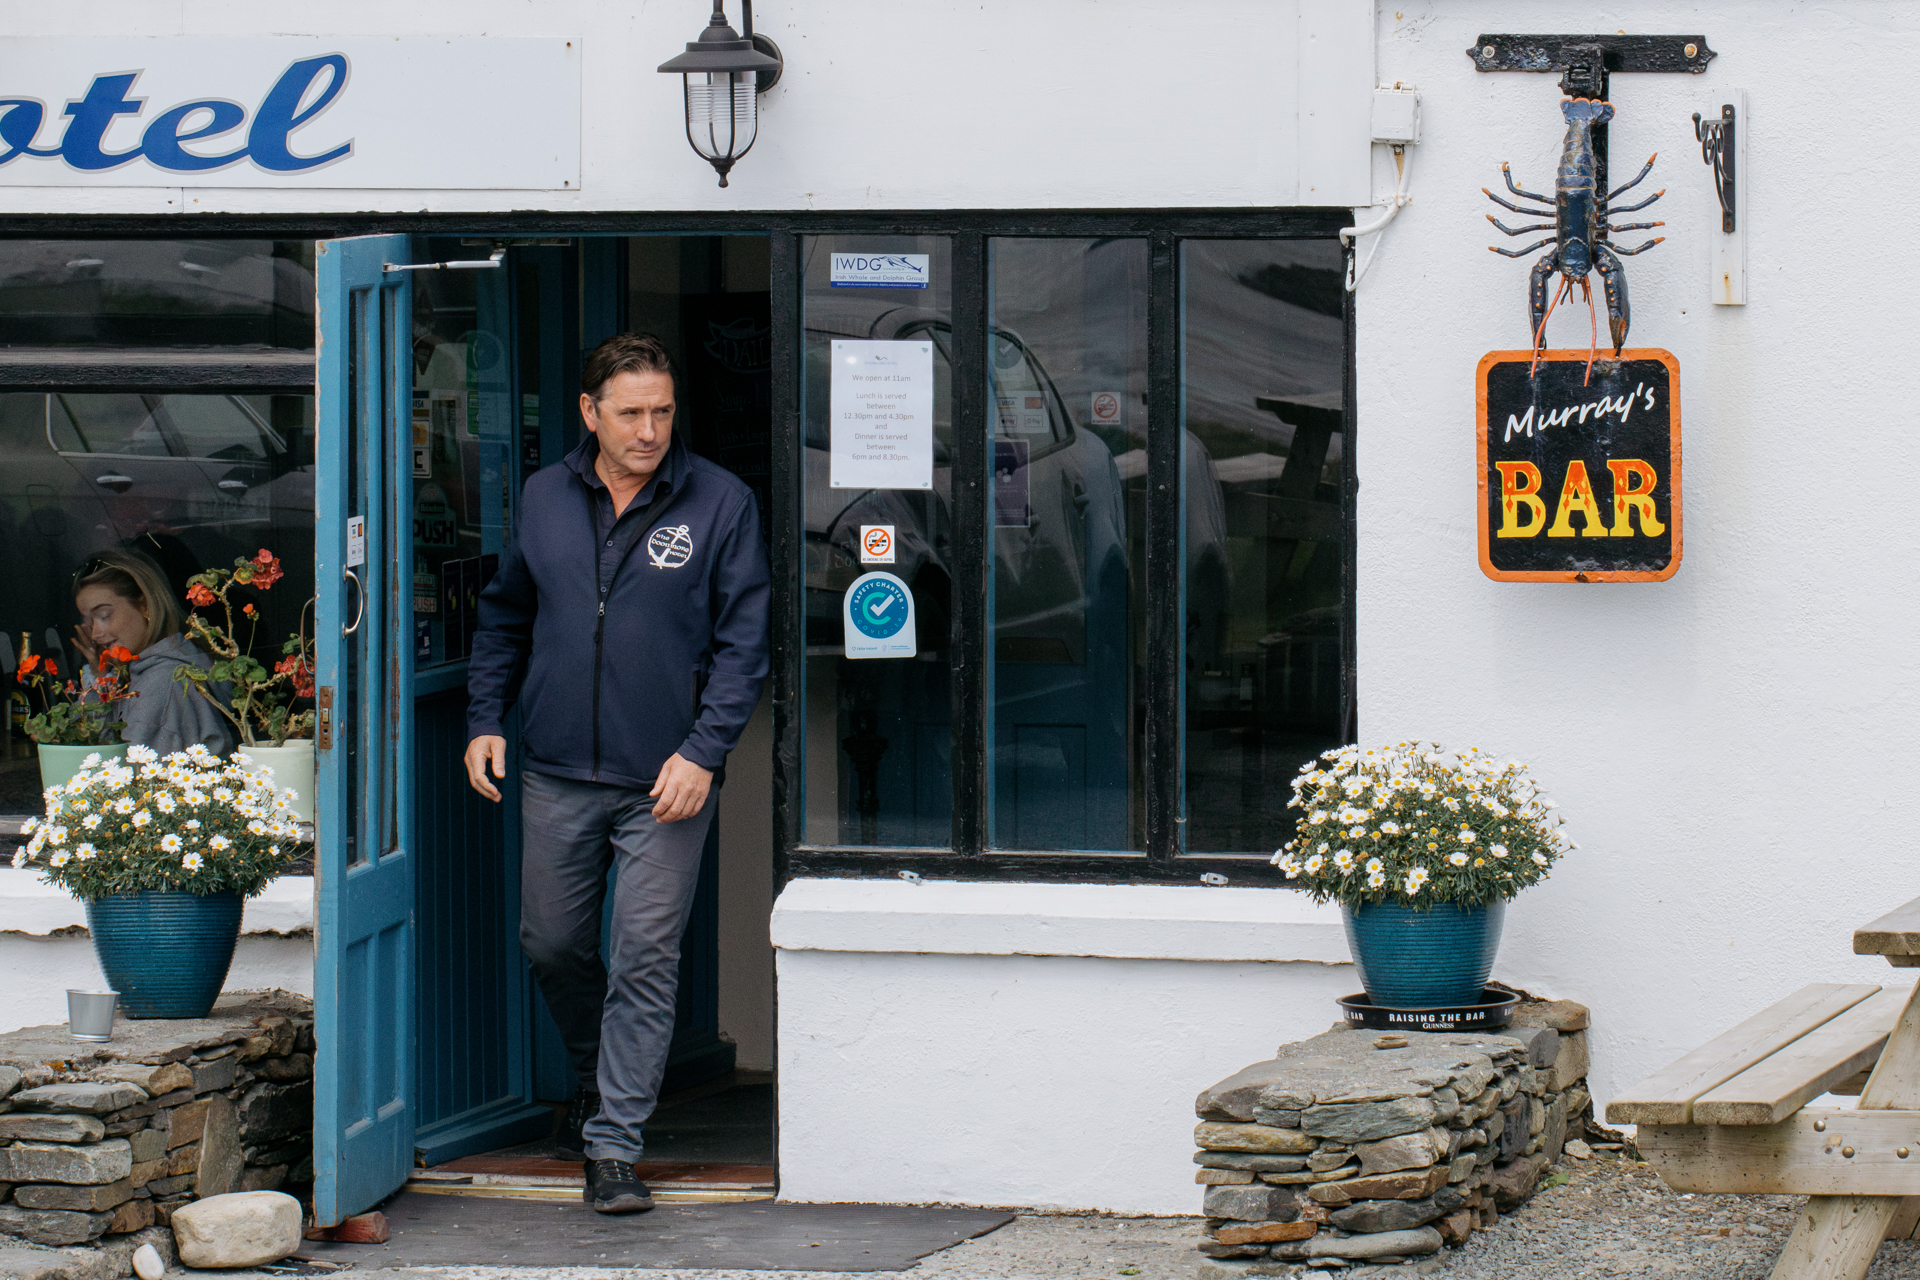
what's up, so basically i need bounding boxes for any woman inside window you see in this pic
[71,551,234,757]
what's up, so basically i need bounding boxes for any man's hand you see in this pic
[650,753,712,823]
[465,735,508,802]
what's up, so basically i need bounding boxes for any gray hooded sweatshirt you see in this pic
[99,633,237,757]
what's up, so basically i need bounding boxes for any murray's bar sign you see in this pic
[1477,349,1681,582]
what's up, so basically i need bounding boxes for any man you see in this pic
[464,333,769,1214]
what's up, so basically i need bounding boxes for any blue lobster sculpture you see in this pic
[1486,98,1665,379]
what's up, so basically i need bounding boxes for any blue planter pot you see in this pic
[86,890,243,1019]
[1341,899,1507,1008]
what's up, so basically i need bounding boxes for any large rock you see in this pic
[170,1191,304,1269]
[1355,1130,1440,1176]
[0,1114,105,1143]
[1306,1164,1448,1205]
[0,1204,113,1246]
[1300,1096,1438,1143]
[1328,1191,1452,1234]
[1507,999,1589,1032]
[1194,1122,1316,1155]
[9,1084,145,1117]
[91,1064,194,1098]
[1487,1151,1550,1209]
[1274,1225,1444,1260]
[194,1094,244,1199]
[13,1180,133,1212]
[0,1139,132,1185]
[1203,1183,1303,1221]
[0,1067,22,1100]
[237,1081,312,1146]
[1546,1030,1591,1092]
[1198,1059,1298,1122]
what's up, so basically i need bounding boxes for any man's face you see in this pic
[581,369,675,482]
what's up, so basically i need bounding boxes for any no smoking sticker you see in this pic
[859,524,896,564]
[1091,391,1124,431]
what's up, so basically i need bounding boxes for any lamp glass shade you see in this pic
[683,71,758,186]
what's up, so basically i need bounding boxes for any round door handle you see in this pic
[93,474,133,493]
[342,567,366,636]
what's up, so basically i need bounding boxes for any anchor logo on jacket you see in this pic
[647,525,694,569]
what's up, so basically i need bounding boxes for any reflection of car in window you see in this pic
[0,391,315,680]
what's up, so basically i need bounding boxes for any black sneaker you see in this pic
[555,1088,601,1160]
[584,1158,654,1214]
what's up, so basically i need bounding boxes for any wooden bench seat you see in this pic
[1604,894,1920,1279]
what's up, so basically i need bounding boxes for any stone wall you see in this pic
[0,991,313,1269]
[1192,1000,1591,1274]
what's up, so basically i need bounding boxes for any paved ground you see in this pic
[151,1151,1920,1279]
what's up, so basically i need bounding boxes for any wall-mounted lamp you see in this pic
[658,1,784,188]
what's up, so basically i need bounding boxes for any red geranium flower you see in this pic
[18,654,40,676]
[251,549,284,590]
[243,603,257,617]
[44,660,58,677]
[187,582,217,607]
[100,645,137,665]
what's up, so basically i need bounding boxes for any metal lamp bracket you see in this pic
[1693,103,1736,232]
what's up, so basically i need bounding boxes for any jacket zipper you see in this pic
[591,593,606,780]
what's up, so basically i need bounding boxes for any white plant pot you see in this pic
[242,740,317,825]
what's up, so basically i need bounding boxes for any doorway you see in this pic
[399,234,777,1193]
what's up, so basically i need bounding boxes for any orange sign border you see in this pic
[1475,347,1683,583]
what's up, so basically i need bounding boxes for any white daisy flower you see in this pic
[131,811,151,828]
[1532,852,1549,866]
[247,819,267,835]
[1333,849,1355,871]
[81,814,101,830]
[1490,843,1509,858]
[127,744,158,763]
[1307,810,1328,826]
[182,853,204,872]
[1457,830,1475,844]
[74,842,96,859]
[1366,870,1387,889]
[1303,853,1325,874]
[1447,852,1469,867]
[49,850,70,868]
[159,834,183,853]
[1404,867,1429,894]
[113,797,134,815]
[1366,858,1383,874]
[208,835,232,852]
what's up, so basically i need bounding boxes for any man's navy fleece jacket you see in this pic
[466,433,770,789]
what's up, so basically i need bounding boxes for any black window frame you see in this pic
[0,208,1355,885]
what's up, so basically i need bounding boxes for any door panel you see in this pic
[313,234,416,1225]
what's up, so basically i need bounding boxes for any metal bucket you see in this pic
[67,989,119,1042]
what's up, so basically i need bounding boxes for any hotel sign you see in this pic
[1476,350,1682,583]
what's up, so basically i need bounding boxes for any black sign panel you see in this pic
[1477,349,1681,582]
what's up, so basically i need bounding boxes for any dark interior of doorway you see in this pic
[460,234,775,1185]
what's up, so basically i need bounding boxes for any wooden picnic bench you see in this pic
[1607,894,1920,1280]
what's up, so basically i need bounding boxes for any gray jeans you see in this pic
[519,768,716,1161]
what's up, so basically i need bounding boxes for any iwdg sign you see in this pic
[1476,350,1682,583]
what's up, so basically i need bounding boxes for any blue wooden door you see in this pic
[312,235,416,1226]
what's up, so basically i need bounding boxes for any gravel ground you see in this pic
[169,1154,1920,1279]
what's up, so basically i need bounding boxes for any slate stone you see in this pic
[1258,1165,1354,1185]
[190,1057,238,1096]
[194,1095,243,1199]
[106,1197,155,1235]
[1194,1122,1317,1154]
[1497,1097,1532,1162]
[1199,1169,1256,1185]
[1198,1059,1301,1122]
[1328,1191,1450,1233]
[93,1064,194,1098]
[1447,1153,1478,1183]
[1249,1108,1302,1127]
[1306,1164,1447,1205]
[144,1174,192,1197]
[1506,999,1589,1032]
[1437,1208,1474,1244]
[1546,1030,1590,1092]
[0,1114,105,1144]
[1355,1131,1438,1176]
[1195,1152,1310,1173]
[0,1067,21,1101]
[13,1179,135,1213]
[1300,1096,1438,1143]
[237,1081,311,1145]
[1427,1085,1459,1123]
[10,1083,144,1117]
[1542,1093,1569,1159]
[1483,1109,1505,1144]
[127,1129,165,1164]
[1274,1225,1443,1260]
[238,1165,288,1193]
[1214,1220,1317,1246]
[1501,1024,1560,1069]
[166,1099,210,1150]
[255,1054,313,1083]
[165,1143,199,1177]
[1486,1151,1549,1209]
[1529,1096,1547,1137]
[1199,1239,1270,1258]
[128,1159,165,1190]
[0,1204,113,1246]
[1203,1183,1303,1221]
[1307,1147,1355,1172]
[0,1139,132,1185]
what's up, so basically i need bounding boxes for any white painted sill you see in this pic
[0,869,315,937]
[770,877,1351,963]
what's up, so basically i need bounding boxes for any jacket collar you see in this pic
[564,429,691,502]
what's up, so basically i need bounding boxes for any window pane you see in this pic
[1181,240,1345,854]
[802,235,952,847]
[0,390,316,817]
[0,240,315,348]
[988,238,1146,851]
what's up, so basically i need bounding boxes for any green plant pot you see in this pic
[36,742,129,792]
[86,889,243,1019]
[1341,899,1507,1008]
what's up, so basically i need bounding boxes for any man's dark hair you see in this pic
[581,333,676,400]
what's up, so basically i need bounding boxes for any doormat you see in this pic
[298,1191,1015,1272]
